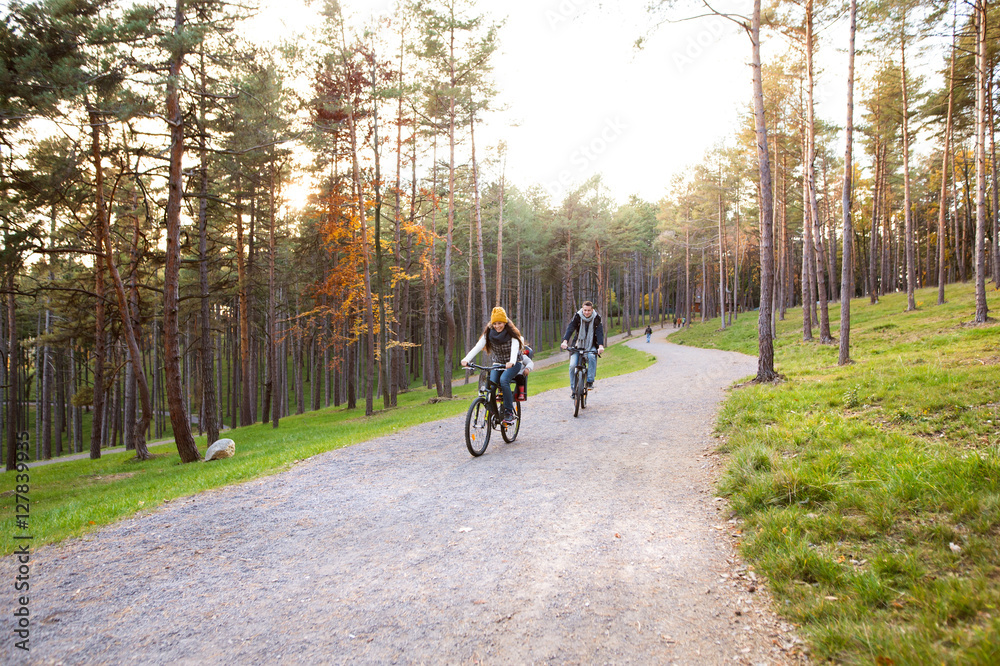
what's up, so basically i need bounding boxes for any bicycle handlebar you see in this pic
[464,362,505,372]
[565,346,602,357]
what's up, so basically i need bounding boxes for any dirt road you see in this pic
[12,336,804,665]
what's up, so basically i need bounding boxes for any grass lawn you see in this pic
[673,282,1000,664]
[0,341,654,556]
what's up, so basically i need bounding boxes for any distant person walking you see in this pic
[644,325,653,343]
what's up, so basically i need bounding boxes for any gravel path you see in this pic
[13,335,805,665]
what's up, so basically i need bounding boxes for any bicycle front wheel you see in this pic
[573,369,585,417]
[501,402,521,443]
[465,397,492,456]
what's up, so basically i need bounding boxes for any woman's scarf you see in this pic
[487,326,512,346]
[487,326,516,365]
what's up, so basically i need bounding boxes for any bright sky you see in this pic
[248,0,873,207]
[484,0,750,205]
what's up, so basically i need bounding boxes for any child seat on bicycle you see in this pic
[513,350,534,401]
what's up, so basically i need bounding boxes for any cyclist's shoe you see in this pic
[570,391,576,400]
[586,381,594,389]
[502,410,516,426]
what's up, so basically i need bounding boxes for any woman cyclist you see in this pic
[460,307,524,425]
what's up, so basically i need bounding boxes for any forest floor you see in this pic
[13,334,807,665]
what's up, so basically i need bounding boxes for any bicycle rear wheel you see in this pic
[501,402,521,443]
[465,397,492,456]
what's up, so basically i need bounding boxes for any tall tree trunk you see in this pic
[564,228,574,324]
[973,0,989,322]
[393,31,407,405]
[869,137,881,303]
[465,229,473,363]
[162,0,200,462]
[900,28,917,311]
[470,109,489,320]
[700,248,706,323]
[429,137,443,396]
[801,119,815,340]
[370,57,390,410]
[4,277,18,471]
[990,69,999,288]
[496,146,506,307]
[123,195,138,451]
[34,313,41,458]
[441,19,458,399]
[265,160,280,426]
[89,118,107,461]
[735,183,742,321]
[235,178,253,426]
[1,285,7,467]
[957,152,967,282]
[249,191,259,423]
[939,16,957,305]
[838,0,857,366]
[54,346,64,456]
[805,0,832,342]
[70,343,81,452]
[781,152,792,314]
[41,297,52,458]
[749,0,778,381]
[295,307,304,416]
[824,162,838,300]
[152,317,161,438]
[339,25,377,414]
[684,226,691,327]
[718,167,727,329]
[197,51,218,445]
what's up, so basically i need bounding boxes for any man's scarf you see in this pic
[577,308,597,351]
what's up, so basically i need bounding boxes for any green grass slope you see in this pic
[674,283,1000,664]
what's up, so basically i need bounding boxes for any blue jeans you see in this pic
[569,351,597,392]
[646,333,651,342]
[490,362,522,414]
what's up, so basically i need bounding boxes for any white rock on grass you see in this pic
[205,438,236,461]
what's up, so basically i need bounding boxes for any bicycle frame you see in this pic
[464,361,523,456]
[566,347,597,387]
[467,362,506,425]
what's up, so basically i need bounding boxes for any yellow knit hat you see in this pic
[490,306,508,324]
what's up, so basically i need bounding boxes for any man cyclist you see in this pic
[560,300,604,399]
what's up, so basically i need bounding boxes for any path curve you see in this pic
[12,336,803,665]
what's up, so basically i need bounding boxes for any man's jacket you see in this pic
[563,312,604,350]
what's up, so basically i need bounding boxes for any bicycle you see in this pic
[463,362,522,456]
[566,346,599,418]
